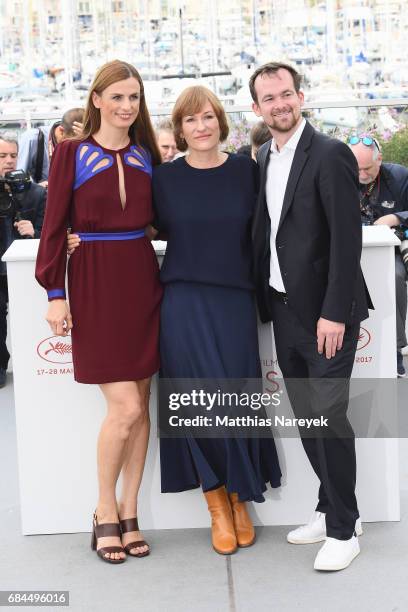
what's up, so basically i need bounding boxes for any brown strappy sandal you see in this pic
[120,517,150,558]
[91,512,126,564]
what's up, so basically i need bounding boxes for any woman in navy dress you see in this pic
[153,86,281,555]
[36,61,162,564]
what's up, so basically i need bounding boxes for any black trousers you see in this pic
[0,275,9,370]
[270,289,360,540]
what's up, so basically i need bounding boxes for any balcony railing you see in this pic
[1,99,407,152]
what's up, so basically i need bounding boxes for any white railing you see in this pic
[0,98,407,128]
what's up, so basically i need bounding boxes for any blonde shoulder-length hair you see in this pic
[80,59,161,165]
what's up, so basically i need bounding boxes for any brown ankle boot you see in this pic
[229,493,256,548]
[204,487,237,555]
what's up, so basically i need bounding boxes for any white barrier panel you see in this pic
[2,226,400,534]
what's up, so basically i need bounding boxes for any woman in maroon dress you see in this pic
[35,60,163,564]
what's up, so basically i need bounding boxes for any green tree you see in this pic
[380,129,408,168]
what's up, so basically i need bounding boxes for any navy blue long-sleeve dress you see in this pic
[153,153,281,502]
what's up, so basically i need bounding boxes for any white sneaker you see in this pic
[314,535,360,571]
[287,511,363,544]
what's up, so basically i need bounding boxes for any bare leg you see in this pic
[96,380,148,560]
[118,378,151,555]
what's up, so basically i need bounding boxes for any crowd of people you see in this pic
[1,59,407,573]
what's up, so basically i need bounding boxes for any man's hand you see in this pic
[38,180,48,189]
[145,224,158,241]
[374,214,399,227]
[14,219,35,238]
[317,317,345,359]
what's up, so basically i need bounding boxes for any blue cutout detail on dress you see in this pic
[74,143,114,190]
[124,145,152,177]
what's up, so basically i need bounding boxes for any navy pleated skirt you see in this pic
[159,281,281,502]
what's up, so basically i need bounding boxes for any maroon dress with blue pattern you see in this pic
[35,137,162,383]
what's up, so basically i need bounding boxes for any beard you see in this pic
[359,177,375,185]
[266,108,300,133]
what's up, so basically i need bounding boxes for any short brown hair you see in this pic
[172,86,229,152]
[249,62,302,103]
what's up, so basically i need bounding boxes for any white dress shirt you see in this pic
[265,118,306,292]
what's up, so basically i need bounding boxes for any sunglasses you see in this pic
[348,135,380,151]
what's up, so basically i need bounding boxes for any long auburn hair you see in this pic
[81,60,161,166]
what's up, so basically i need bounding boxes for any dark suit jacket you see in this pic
[252,120,372,331]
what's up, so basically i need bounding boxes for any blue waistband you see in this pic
[77,230,145,242]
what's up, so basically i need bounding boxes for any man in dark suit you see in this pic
[249,62,372,571]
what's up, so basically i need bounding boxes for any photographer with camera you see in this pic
[349,135,408,377]
[0,132,45,388]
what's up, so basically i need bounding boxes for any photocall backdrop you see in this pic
[2,226,401,534]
